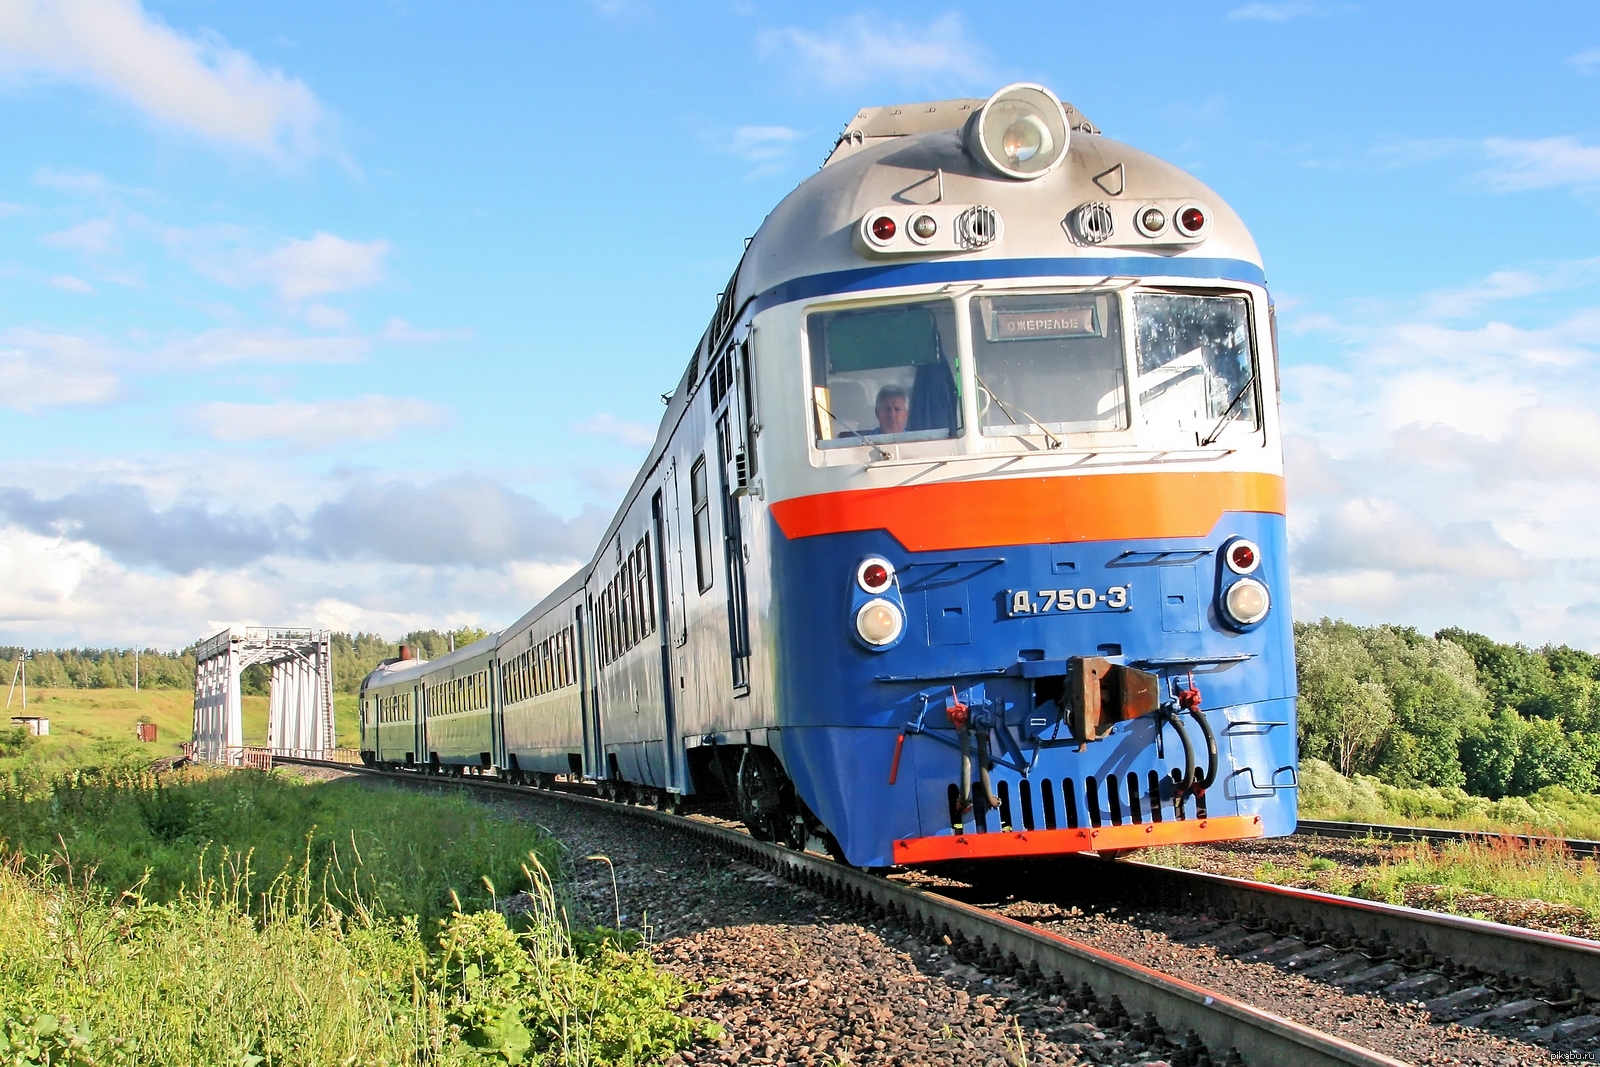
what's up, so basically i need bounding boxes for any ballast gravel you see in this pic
[517,795,1186,1067]
[299,770,1589,1065]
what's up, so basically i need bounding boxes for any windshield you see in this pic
[807,301,961,447]
[1133,293,1257,438]
[969,292,1128,436]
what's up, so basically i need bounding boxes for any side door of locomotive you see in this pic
[651,472,685,791]
[714,336,756,693]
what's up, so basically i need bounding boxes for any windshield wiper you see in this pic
[975,373,1064,449]
[1200,373,1256,446]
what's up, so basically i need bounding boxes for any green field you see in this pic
[2,687,361,773]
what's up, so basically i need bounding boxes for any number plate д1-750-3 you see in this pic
[1004,586,1130,617]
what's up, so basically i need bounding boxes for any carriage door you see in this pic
[711,338,754,692]
[651,489,682,790]
[576,604,604,778]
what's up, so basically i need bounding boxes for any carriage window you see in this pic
[970,292,1127,437]
[807,301,960,448]
[691,456,713,593]
[1133,293,1257,439]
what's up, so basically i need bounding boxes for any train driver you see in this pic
[873,384,910,435]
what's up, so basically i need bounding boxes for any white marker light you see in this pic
[1223,578,1270,626]
[856,598,905,646]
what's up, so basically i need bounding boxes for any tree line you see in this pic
[7,620,1597,803]
[0,628,492,698]
[1296,620,1600,799]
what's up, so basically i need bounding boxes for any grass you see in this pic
[0,755,713,1064]
[1298,757,1600,840]
[2,684,363,779]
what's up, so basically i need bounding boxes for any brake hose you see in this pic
[1174,673,1219,794]
[1187,703,1219,791]
[1155,706,1196,800]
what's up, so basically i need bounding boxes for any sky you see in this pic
[0,0,1598,652]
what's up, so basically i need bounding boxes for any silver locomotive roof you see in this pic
[737,87,1262,304]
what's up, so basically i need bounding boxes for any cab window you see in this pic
[807,301,960,448]
[969,292,1128,437]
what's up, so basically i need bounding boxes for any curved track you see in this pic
[276,757,1406,1066]
[1296,817,1600,859]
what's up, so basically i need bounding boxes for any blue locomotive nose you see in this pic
[766,495,1296,868]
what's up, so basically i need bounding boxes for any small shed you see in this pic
[10,716,49,736]
[136,722,158,743]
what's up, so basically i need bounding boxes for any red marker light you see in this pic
[871,216,897,241]
[1179,206,1206,233]
[862,562,889,590]
[1230,543,1256,572]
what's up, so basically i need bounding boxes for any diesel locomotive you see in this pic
[361,83,1298,867]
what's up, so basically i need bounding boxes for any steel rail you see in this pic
[1297,817,1600,860]
[1008,856,1600,996]
[271,757,1403,1066]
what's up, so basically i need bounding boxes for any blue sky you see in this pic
[1,0,1598,650]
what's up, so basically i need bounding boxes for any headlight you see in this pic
[966,84,1070,180]
[1223,578,1271,627]
[855,598,905,647]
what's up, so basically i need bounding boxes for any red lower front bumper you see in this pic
[893,813,1264,864]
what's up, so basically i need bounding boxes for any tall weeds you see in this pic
[0,770,710,1065]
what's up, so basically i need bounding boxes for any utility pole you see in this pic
[7,651,24,710]
[134,649,140,692]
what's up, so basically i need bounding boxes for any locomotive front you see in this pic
[745,85,1297,867]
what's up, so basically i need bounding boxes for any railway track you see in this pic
[272,757,1600,1064]
[1296,817,1600,859]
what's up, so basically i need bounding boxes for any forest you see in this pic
[4,621,1596,802]
[1296,620,1600,799]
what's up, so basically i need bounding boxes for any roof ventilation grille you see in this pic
[955,206,1000,249]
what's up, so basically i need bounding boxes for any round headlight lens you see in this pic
[1223,578,1270,626]
[971,84,1070,180]
[856,598,904,646]
[1138,206,1167,235]
[1225,539,1261,575]
[911,214,938,239]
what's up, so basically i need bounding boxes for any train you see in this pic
[360,83,1298,868]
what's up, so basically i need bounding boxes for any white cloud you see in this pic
[1281,263,1600,646]
[47,273,94,294]
[1228,3,1328,20]
[32,168,113,194]
[303,303,350,330]
[758,13,989,91]
[161,328,369,365]
[0,329,118,410]
[730,125,801,162]
[1479,136,1600,192]
[249,232,388,300]
[379,318,474,343]
[0,0,326,158]
[0,202,25,217]
[1567,46,1600,74]
[42,217,117,254]
[573,412,657,448]
[189,395,448,444]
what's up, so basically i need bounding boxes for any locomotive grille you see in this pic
[1073,202,1115,245]
[955,205,999,249]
